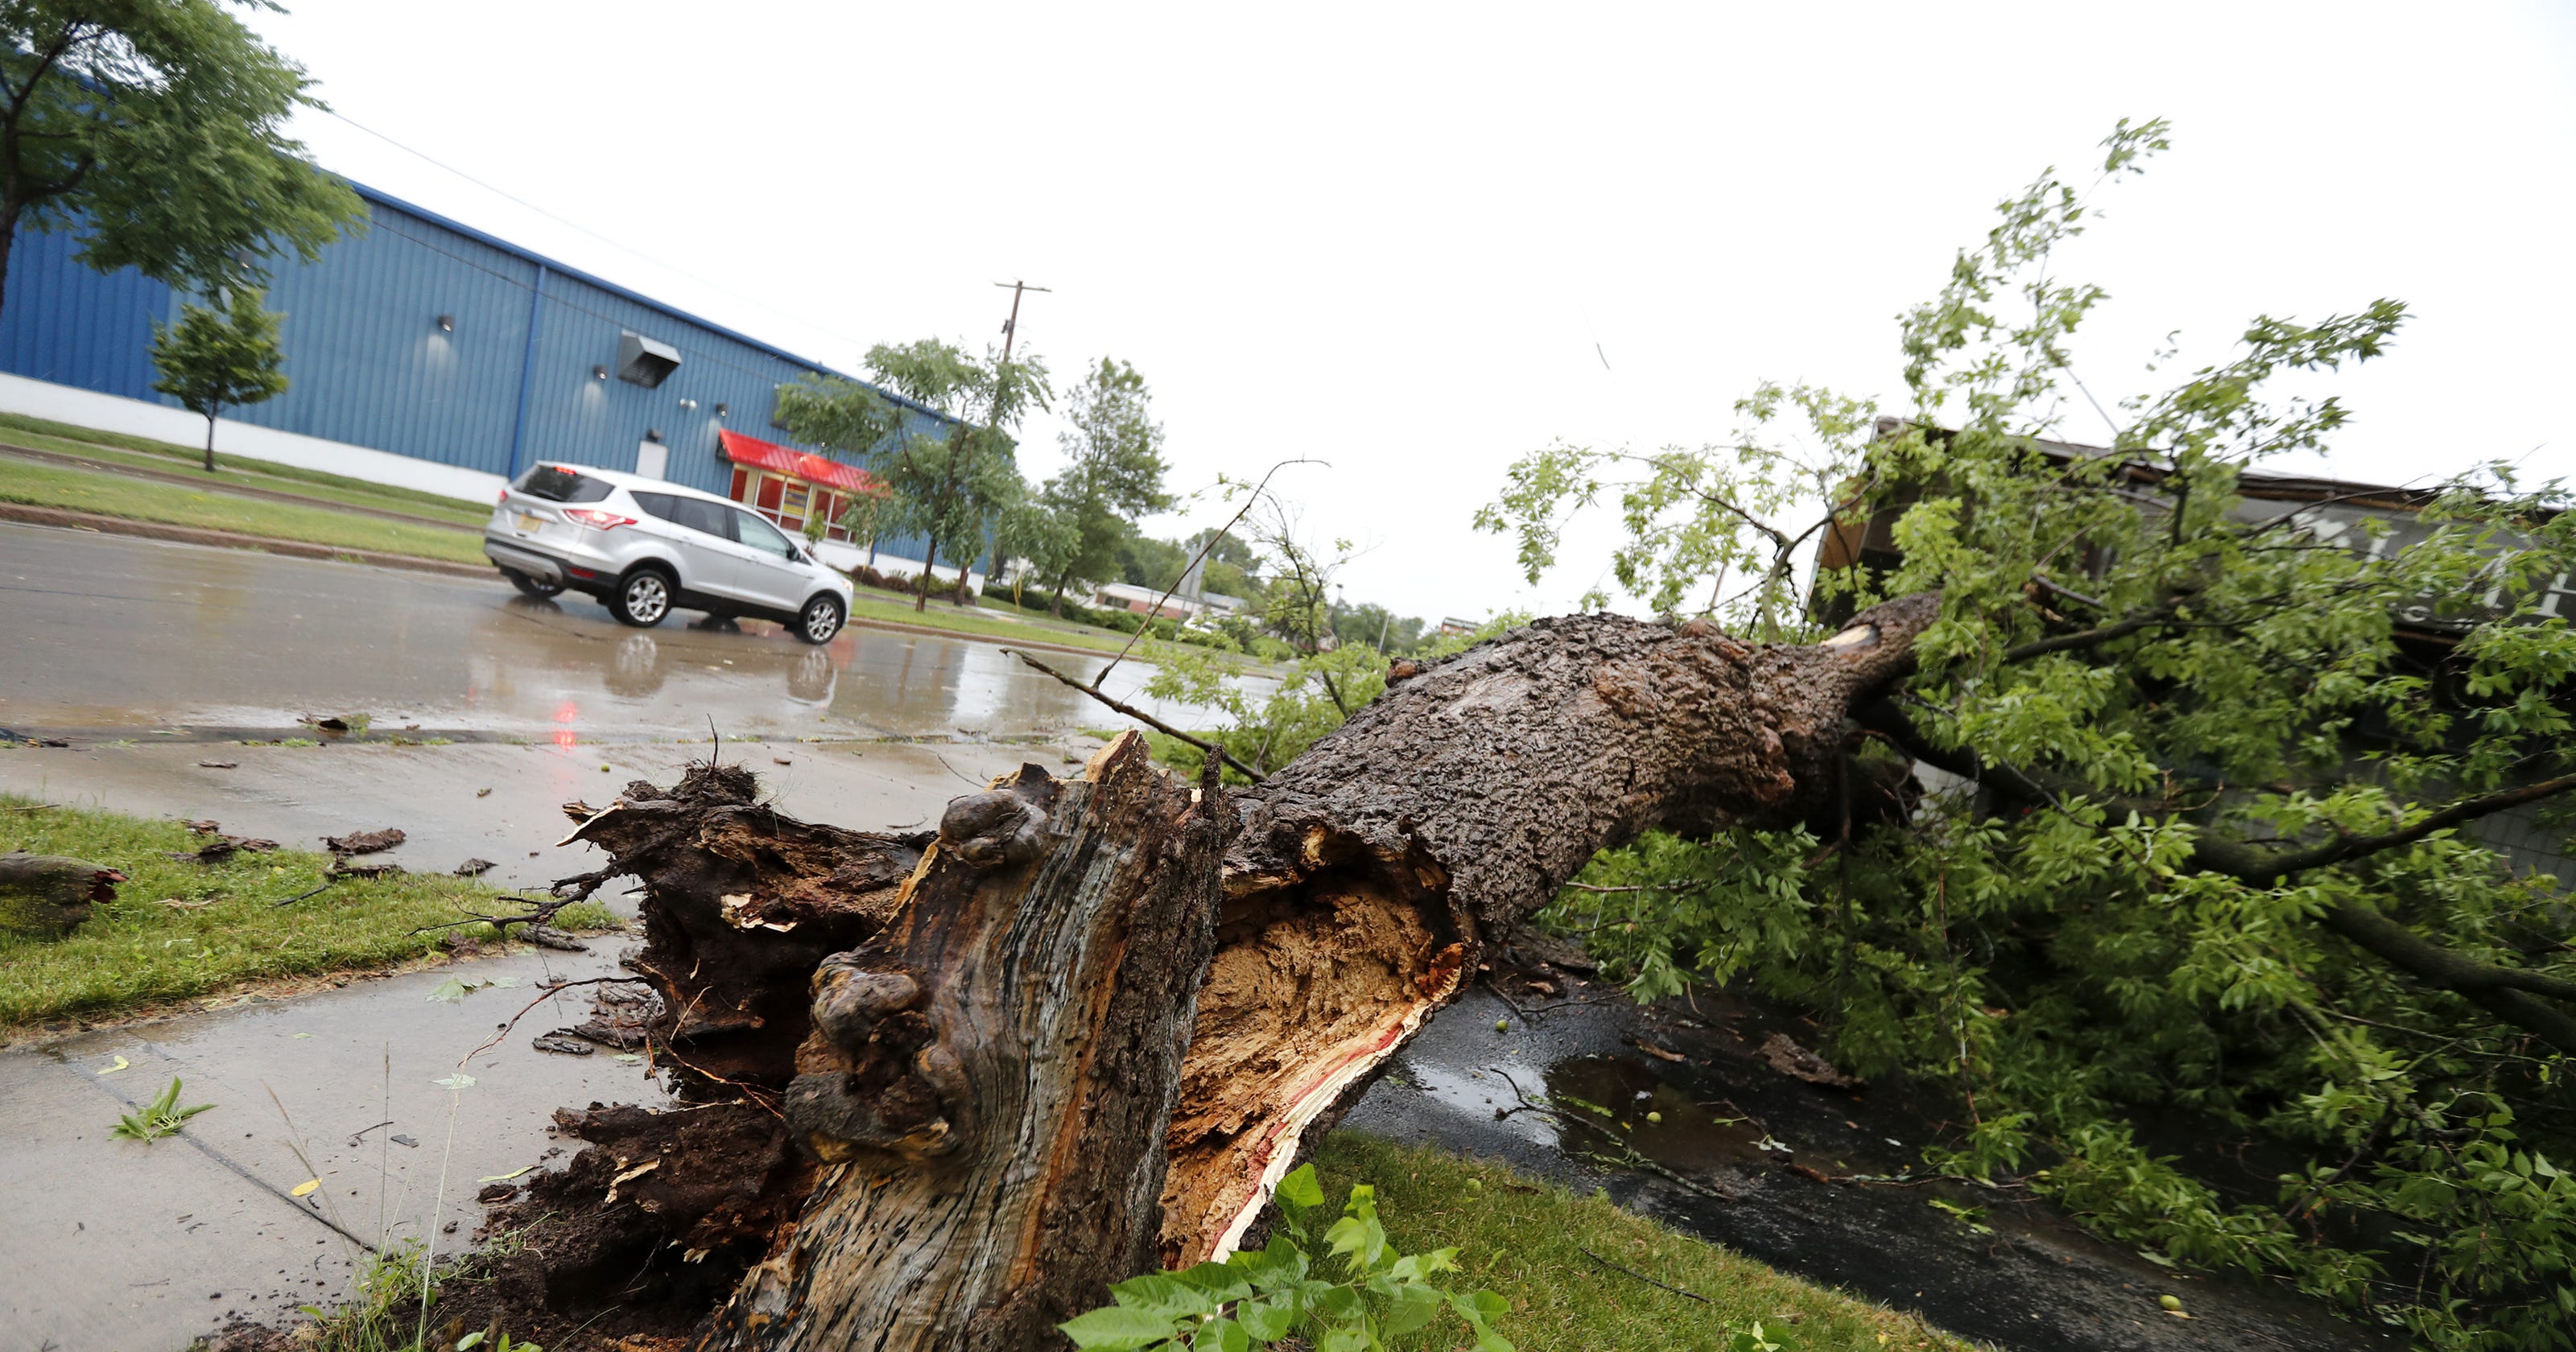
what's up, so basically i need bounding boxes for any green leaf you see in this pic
[1058,1304,1181,1350]
[1193,1317,1250,1352]
[1170,1261,1253,1306]
[1381,1282,1443,1336]
[427,978,471,1004]
[1235,1294,1296,1342]
[1275,1163,1324,1212]
[1107,1273,1214,1321]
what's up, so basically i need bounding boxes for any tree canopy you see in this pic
[1470,120,2576,1350]
[1041,357,1173,609]
[0,1,365,319]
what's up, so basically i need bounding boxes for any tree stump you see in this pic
[0,851,124,938]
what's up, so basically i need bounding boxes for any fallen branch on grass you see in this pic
[1575,1244,1710,1303]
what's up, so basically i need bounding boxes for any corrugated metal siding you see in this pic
[0,186,993,569]
[223,201,537,474]
[0,224,171,398]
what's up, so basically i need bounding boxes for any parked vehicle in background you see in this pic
[483,463,852,643]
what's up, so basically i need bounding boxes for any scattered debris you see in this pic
[167,835,279,864]
[196,760,239,769]
[389,1134,419,1148]
[427,975,521,1003]
[347,1120,394,1147]
[476,787,493,798]
[476,1182,520,1203]
[323,827,406,856]
[155,896,218,911]
[532,1031,595,1056]
[182,819,223,835]
[521,925,589,952]
[773,756,793,765]
[1632,1039,1690,1064]
[454,858,497,877]
[297,715,367,736]
[327,860,403,880]
[1757,1033,1862,1088]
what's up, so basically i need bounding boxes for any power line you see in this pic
[319,107,885,361]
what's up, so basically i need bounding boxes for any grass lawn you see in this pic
[1312,1132,1969,1351]
[844,588,1169,657]
[0,410,493,526]
[0,455,489,565]
[0,794,613,1030]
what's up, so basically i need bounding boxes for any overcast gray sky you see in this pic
[248,2,2576,621]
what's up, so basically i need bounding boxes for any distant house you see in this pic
[1091,583,1246,620]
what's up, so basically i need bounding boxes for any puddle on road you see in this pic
[1541,1054,1774,1171]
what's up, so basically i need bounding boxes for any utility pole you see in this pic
[993,278,1051,366]
[949,279,1051,606]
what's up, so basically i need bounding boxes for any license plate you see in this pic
[514,512,543,534]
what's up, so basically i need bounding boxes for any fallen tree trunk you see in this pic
[497,596,1938,1350]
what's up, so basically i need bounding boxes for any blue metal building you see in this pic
[0,180,968,568]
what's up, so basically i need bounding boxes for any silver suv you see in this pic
[483,462,853,644]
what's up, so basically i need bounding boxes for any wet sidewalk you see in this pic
[2,947,651,1352]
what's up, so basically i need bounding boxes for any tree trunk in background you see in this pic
[204,411,218,472]
[914,537,938,612]
[522,595,1938,1350]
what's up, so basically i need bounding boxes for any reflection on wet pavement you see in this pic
[0,525,1265,741]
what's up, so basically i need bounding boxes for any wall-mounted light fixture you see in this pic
[436,315,455,333]
[644,428,664,443]
[677,398,699,411]
[713,402,729,418]
[592,365,609,380]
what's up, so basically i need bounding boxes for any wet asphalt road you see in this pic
[0,522,1229,743]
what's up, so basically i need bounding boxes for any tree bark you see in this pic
[204,410,218,473]
[501,596,1938,1350]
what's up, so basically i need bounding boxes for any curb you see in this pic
[0,502,496,579]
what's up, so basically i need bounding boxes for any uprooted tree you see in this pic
[438,119,2576,1352]
[478,589,1933,1351]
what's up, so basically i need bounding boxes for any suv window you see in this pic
[733,509,797,559]
[513,464,613,503]
[630,493,736,541]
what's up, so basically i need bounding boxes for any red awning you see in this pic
[718,429,886,497]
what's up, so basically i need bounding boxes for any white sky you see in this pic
[246,2,2576,621]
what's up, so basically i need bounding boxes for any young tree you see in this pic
[989,494,1077,609]
[0,2,365,322]
[865,339,1052,610]
[1040,358,1173,614]
[149,286,287,472]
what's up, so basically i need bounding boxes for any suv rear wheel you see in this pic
[611,566,674,628]
[795,593,845,645]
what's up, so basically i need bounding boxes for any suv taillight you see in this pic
[562,508,636,530]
